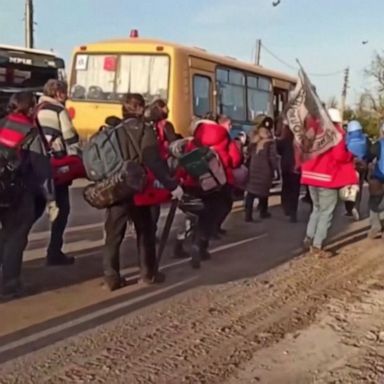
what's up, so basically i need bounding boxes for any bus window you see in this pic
[193,75,211,117]
[216,67,246,121]
[73,54,116,100]
[71,54,169,103]
[117,55,169,102]
[247,75,272,120]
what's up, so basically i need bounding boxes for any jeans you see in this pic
[369,193,384,234]
[306,187,338,249]
[0,192,36,285]
[47,184,70,258]
[104,202,157,280]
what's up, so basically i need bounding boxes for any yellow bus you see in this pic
[67,31,296,138]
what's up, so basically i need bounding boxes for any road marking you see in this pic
[0,233,267,356]
[29,201,246,241]
[0,277,197,355]
[156,233,268,270]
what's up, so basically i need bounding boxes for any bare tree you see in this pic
[366,51,384,93]
[327,96,338,109]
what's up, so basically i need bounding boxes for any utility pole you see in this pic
[25,0,34,48]
[254,39,262,66]
[340,67,349,121]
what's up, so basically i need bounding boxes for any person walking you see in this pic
[344,120,371,221]
[301,109,358,257]
[277,120,301,223]
[367,123,384,238]
[245,115,278,222]
[103,94,183,290]
[145,99,180,240]
[0,92,55,298]
[36,79,81,266]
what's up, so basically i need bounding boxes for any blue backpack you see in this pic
[346,131,368,160]
[374,139,384,181]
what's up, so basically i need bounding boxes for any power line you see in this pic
[261,43,297,70]
[260,43,345,77]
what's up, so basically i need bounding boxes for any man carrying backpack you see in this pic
[368,123,384,238]
[102,94,182,290]
[0,92,55,298]
[345,120,371,220]
[36,79,81,266]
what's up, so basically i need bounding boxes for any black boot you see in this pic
[199,239,211,261]
[1,279,22,299]
[46,252,75,266]
[173,239,189,259]
[190,244,201,269]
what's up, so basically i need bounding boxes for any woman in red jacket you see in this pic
[301,108,357,258]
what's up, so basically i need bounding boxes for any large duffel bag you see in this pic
[83,160,146,209]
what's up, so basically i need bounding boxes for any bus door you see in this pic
[273,87,288,120]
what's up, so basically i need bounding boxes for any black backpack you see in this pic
[0,123,37,209]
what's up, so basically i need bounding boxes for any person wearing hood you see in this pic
[180,117,242,267]
[345,120,371,220]
[367,122,384,238]
[301,108,357,258]
[245,115,278,222]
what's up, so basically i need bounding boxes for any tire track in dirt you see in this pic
[0,240,382,384]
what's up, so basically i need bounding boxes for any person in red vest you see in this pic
[0,92,55,298]
[301,108,358,258]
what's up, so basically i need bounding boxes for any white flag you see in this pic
[286,68,342,161]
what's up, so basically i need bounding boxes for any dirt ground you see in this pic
[1,228,384,383]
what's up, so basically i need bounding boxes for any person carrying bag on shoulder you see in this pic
[96,93,182,291]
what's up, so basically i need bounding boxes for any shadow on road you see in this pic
[0,197,372,364]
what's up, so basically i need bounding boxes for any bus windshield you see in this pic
[0,46,65,93]
[70,54,169,103]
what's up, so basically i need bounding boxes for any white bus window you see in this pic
[117,55,169,103]
[193,75,211,117]
[73,55,116,100]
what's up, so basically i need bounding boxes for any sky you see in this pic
[0,0,383,105]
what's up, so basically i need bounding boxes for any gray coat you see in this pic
[246,139,278,197]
